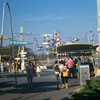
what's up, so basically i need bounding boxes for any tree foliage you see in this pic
[0,46,34,61]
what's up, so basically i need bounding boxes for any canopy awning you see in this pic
[57,43,93,53]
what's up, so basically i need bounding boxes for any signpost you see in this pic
[80,65,90,85]
[9,39,34,46]
[19,51,27,71]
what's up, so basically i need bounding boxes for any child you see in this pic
[62,65,69,89]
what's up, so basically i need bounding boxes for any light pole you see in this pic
[33,38,38,60]
[89,31,94,44]
[85,31,94,44]
[0,2,14,63]
[0,2,18,89]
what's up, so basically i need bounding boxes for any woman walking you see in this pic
[54,64,60,89]
[26,61,33,88]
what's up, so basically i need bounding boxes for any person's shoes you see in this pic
[56,87,60,90]
[66,83,68,89]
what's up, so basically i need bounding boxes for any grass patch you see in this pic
[71,80,100,100]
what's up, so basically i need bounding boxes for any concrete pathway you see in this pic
[0,71,80,100]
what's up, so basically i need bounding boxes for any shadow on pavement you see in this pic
[0,81,14,88]
[42,98,51,100]
[0,81,58,95]
[61,97,73,100]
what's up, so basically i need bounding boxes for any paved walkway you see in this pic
[0,71,80,100]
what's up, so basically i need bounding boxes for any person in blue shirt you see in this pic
[26,61,33,88]
[76,58,82,79]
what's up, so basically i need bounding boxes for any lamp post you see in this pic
[0,2,14,63]
[0,2,18,89]
[85,31,94,44]
[89,31,94,44]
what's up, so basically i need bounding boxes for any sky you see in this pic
[0,0,99,52]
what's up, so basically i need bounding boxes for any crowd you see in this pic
[53,56,96,89]
[0,56,98,89]
[0,60,41,75]
[0,60,41,88]
[0,62,14,73]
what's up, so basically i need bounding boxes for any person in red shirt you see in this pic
[66,56,74,78]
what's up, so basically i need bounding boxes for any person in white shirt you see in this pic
[36,63,41,77]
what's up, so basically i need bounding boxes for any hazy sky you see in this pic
[0,0,99,50]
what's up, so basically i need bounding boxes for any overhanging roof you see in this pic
[57,43,93,53]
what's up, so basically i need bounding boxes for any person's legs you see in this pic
[30,76,33,87]
[38,72,40,77]
[68,68,71,78]
[56,75,59,89]
[71,68,74,78]
[27,76,30,87]
[65,77,68,88]
[61,76,65,88]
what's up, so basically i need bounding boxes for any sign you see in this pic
[80,65,90,85]
[21,58,27,60]
[9,40,34,46]
[20,51,27,55]
[15,58,20,60]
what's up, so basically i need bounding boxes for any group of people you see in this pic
[0,56,96,89]
[54,56,82,89]
[0,60,41,88]
[0,62,15,73]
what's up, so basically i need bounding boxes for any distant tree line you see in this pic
[0,46,34,62]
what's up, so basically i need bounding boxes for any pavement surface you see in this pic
[0,71,81,100]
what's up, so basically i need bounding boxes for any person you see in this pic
[18,61,21,72]
[32,60,37,76]
[7,62,10,73]
[76,57,82,79]
[0,62,4,72]
[62,65,69,89]
[36,63,41,77]
[10,63,14,73]
[26,61,33,88]
[54,64,60,89]
[59,60,65,89]
[74,58,78,78]
[66,57,74,78]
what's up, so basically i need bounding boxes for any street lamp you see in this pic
[89,31,94,44]
[0,2,14,63]
[85,31,94,44]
